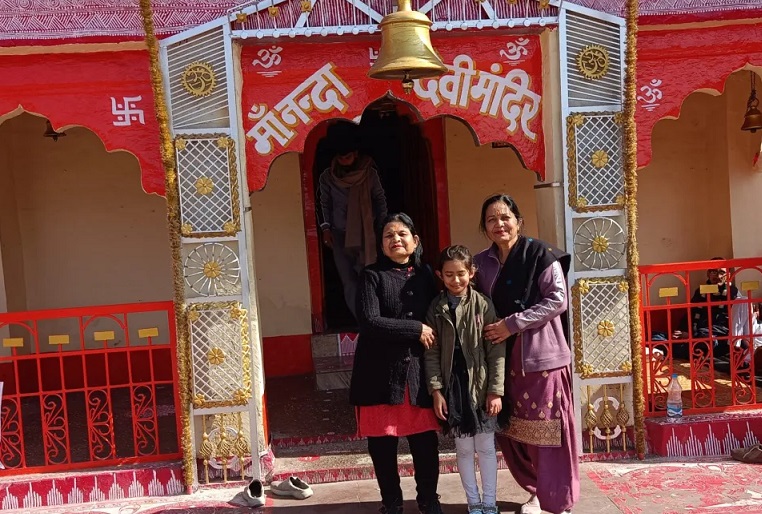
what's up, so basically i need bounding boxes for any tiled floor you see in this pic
[265,374,356,441]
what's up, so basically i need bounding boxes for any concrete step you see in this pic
[646,409,762,457]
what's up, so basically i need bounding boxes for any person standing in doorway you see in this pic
[318,121,388,319]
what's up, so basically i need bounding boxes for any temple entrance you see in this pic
[314,100,443,331]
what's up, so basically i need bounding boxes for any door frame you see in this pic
[299,112,451,334]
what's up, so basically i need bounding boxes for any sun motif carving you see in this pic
[181,61,216,98]
[575,217,626,271]
[184,243,241,296]
[591,236,609,254]
[591,149,609,168]
[597,320,615,338]
[195,176,214,196]
[207,347,226,365]
[577,45,610,81]
[203,261,222,279]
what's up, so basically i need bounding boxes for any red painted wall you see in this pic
[262,334,314,377]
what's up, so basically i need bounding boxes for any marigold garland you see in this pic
[139,0,195,490]
[623,0,646,459]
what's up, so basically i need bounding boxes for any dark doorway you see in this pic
[312,100,441,332]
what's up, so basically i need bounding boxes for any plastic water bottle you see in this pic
[666,373,683,420]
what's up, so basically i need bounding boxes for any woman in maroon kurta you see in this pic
[473,194,579,514]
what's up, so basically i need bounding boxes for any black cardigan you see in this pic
[349,259,438,408]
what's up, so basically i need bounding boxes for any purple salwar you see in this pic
[496,339,580,514]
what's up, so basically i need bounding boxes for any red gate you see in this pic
[640,258,762,416]
[0,302,182,474]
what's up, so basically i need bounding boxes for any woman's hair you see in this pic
[478,194,523,235]
[377,212,423,269]
[437,245,473,272]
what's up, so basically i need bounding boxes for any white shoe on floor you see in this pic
[271,476,314,499]
[520,494,541,514]
[242,478,265,508]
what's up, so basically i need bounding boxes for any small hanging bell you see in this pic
[741,72,762,134]
[368,0,447,94]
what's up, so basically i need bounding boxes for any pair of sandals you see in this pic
[243,476,314,508]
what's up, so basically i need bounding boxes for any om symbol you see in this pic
[576,45,610,81]
[181,61,216,98]
[252,46,283,69]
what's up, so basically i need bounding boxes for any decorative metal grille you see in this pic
[564,10,623,108]
[572,278,631,378]
[581,382,633,454]
[573,216,626,271]
[183,242,242,297]
[167,27,230,130]
[188,302,252,409]
[567,113,624,211]
[176,136,240,237]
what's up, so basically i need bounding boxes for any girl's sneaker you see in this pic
[467,503,484,514]
[482,505,500,514]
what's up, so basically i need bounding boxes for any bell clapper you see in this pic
[402,72,413,94]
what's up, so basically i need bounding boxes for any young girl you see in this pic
[424,245,506,514]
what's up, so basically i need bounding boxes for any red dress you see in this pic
[357,386,440,438]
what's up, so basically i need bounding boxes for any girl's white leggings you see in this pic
[455,432,498,506]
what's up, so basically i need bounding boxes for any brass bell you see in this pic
[741,71,762,133]
[368,0,447,94]
[43,120,66,142]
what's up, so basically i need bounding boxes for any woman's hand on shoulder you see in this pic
[432,390,448,421]
[484,320,511,344]
[420,324,436,349]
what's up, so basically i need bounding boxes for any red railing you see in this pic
[0,301,182,474]
[640,258,762,416]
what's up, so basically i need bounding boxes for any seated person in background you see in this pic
[733,301,762,373]
[672,258,739,359]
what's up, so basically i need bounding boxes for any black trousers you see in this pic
[367,430,439,507]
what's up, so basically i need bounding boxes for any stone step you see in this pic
[314,355,354,390]
[271,436,458,485]
[0,461,183,511]
[311,333,341,360]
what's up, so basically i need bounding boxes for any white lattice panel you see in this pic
[564,10,623,108]
[189,303,251,408]
[183,242,242,298]
[573,215,626,271]
[569,113,624,211]
[573,278,631,377]
[176,137,239,236]
[167,28,230,130]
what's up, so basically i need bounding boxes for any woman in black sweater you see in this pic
[349,213,442,514]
